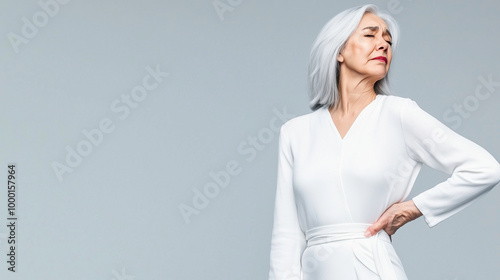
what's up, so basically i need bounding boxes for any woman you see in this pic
[268,4,500,280]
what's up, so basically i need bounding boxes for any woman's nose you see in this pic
[376,39,389,51]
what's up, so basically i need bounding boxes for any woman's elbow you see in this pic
[485,159,500,188]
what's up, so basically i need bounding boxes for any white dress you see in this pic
[268,94,500,280]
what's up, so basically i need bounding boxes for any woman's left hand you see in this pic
[364,200,423,239]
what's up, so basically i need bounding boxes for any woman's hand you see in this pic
[364,200,423,238]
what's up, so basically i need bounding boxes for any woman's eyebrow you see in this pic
[361,26,392,39]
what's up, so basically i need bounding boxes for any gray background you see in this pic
[1,0,499,279]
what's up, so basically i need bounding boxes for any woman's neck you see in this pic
[334,78,377,115]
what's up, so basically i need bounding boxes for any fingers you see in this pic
[364,216,388,237]
[365,203,398,237]
[365,201,419,238]
[364,228,376,237]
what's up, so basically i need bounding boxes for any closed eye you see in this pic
[364,34,392,46]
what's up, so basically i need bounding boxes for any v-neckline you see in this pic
[326,94,380,141]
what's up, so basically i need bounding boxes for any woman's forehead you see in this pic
[358,13,391,36]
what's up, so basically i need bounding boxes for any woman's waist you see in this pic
[305,222,391,247]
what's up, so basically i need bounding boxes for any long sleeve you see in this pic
[269,123,306,280]
[401,99,500,227]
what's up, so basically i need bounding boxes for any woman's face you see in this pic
[337,12,393,82]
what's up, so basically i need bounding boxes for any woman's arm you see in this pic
[366,98,500,236]
[268,123,306,280]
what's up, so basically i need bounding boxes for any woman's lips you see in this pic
[372,56,387,63]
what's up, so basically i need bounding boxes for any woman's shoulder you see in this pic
[377,94,419,117]
[280,106,325,133]
[378,94,415,106]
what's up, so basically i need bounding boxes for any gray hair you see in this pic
[308,4,400,111]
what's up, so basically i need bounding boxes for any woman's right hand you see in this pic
[364,200,423,238]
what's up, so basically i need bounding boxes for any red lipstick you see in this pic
[372,56,387,63]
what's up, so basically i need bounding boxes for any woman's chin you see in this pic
[369,72,388,81]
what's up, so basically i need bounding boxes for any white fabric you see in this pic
[305,223,397,280]
[268,95,500,280]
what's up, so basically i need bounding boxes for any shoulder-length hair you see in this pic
[308,4,400,111]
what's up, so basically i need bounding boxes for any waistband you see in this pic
[304,223,397,280]
[306,223,390,246]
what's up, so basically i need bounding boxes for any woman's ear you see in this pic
[337,53,344,63]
